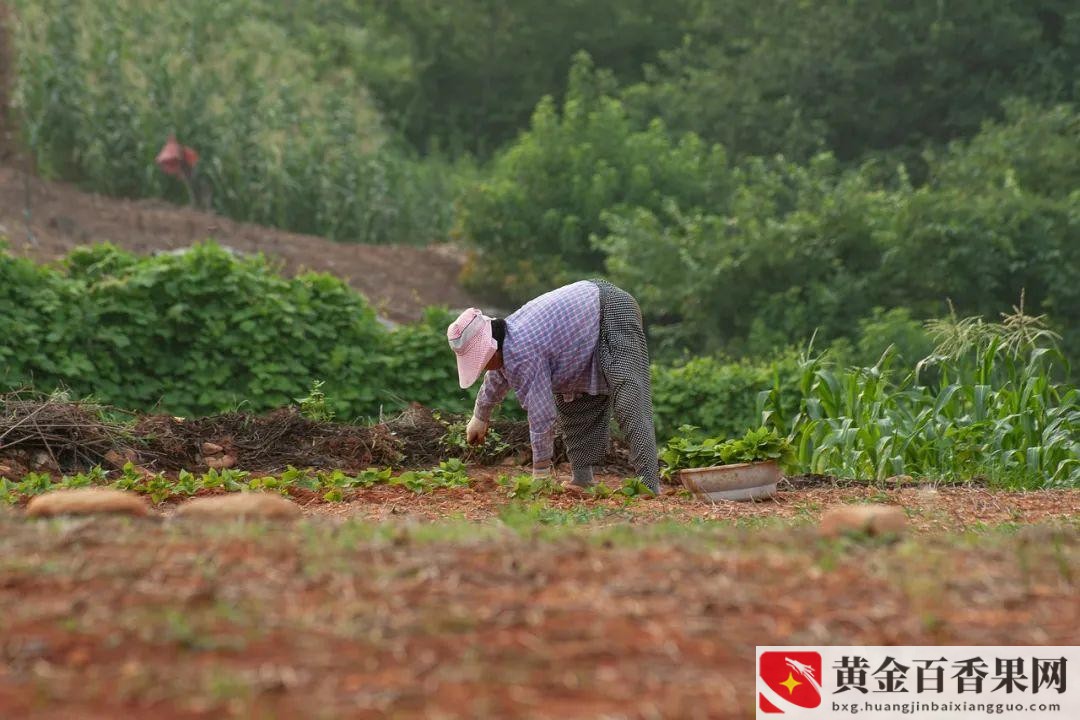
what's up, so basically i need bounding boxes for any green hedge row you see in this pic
[0,243,468,419]
[0,242,782,438]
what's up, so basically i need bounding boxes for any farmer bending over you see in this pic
[446,280,660,493]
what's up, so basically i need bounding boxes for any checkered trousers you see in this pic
[556,280,660,492]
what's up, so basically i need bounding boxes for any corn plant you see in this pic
[763,311,1079,488]
[10,0,459,245]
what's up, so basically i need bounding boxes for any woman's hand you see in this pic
[466,416,489,445]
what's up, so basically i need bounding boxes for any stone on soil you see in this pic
[175,493,300,520]
[26,488,150,518]
[819,504,907,538]
[205,454,237,469]
[103,449,140,468]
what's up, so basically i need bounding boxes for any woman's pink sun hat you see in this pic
[447,308,498,388]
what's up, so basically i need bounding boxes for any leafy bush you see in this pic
[0,242,469,419]
[0,240,793,435]
[650,355,801,441]
[602,102,1080,361]
[455,53,729,305]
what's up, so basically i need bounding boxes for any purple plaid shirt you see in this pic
[474,281,607,464]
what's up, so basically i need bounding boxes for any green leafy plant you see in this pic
[245,474,294,496]
[500,474,559,500]
[59,468,102,489]
[390,460,470,495]
[112,462,147,491]
[200,468,249,492]
[660,426,795,479]
[618,476,656,499]
[0,477,17,505]
[281,466,320,492]
[585,483,614,499]
[316,468,392,501]
[439,417,511,458]
[174,469,201,496]
[296,380,334,422]
[355,467,394,487]
[142,474,174,504]
[391,471,430,494]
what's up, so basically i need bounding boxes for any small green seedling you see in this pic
[296,379,334,422]
[619,476,655,499]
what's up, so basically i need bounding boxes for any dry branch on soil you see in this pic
[135,408,402,471]
[0,392,136,470]
[0,395,632,474]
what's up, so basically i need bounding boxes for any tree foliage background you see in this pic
[8,0,1080,365]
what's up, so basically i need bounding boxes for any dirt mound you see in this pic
[174,492,300,520]
[0,164,488,323]
[25,488,150,518]
[0,396,632,474]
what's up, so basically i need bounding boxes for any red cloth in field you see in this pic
[155,135,199,178]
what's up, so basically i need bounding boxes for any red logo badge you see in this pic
[759,651,823,713]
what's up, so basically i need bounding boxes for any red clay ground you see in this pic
[1,472,1077,719]
[299,468,1080,533]
[0,496,1076,720]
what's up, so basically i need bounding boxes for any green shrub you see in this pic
[602,103,1080,361]
[651,354,800,442]
[455,53,729,305]
[0,241,536,421]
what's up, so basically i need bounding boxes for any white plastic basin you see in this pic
[677,461,780,502]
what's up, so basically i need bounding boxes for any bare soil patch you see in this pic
[300,469,1080,532]
[0,513,1074,719]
